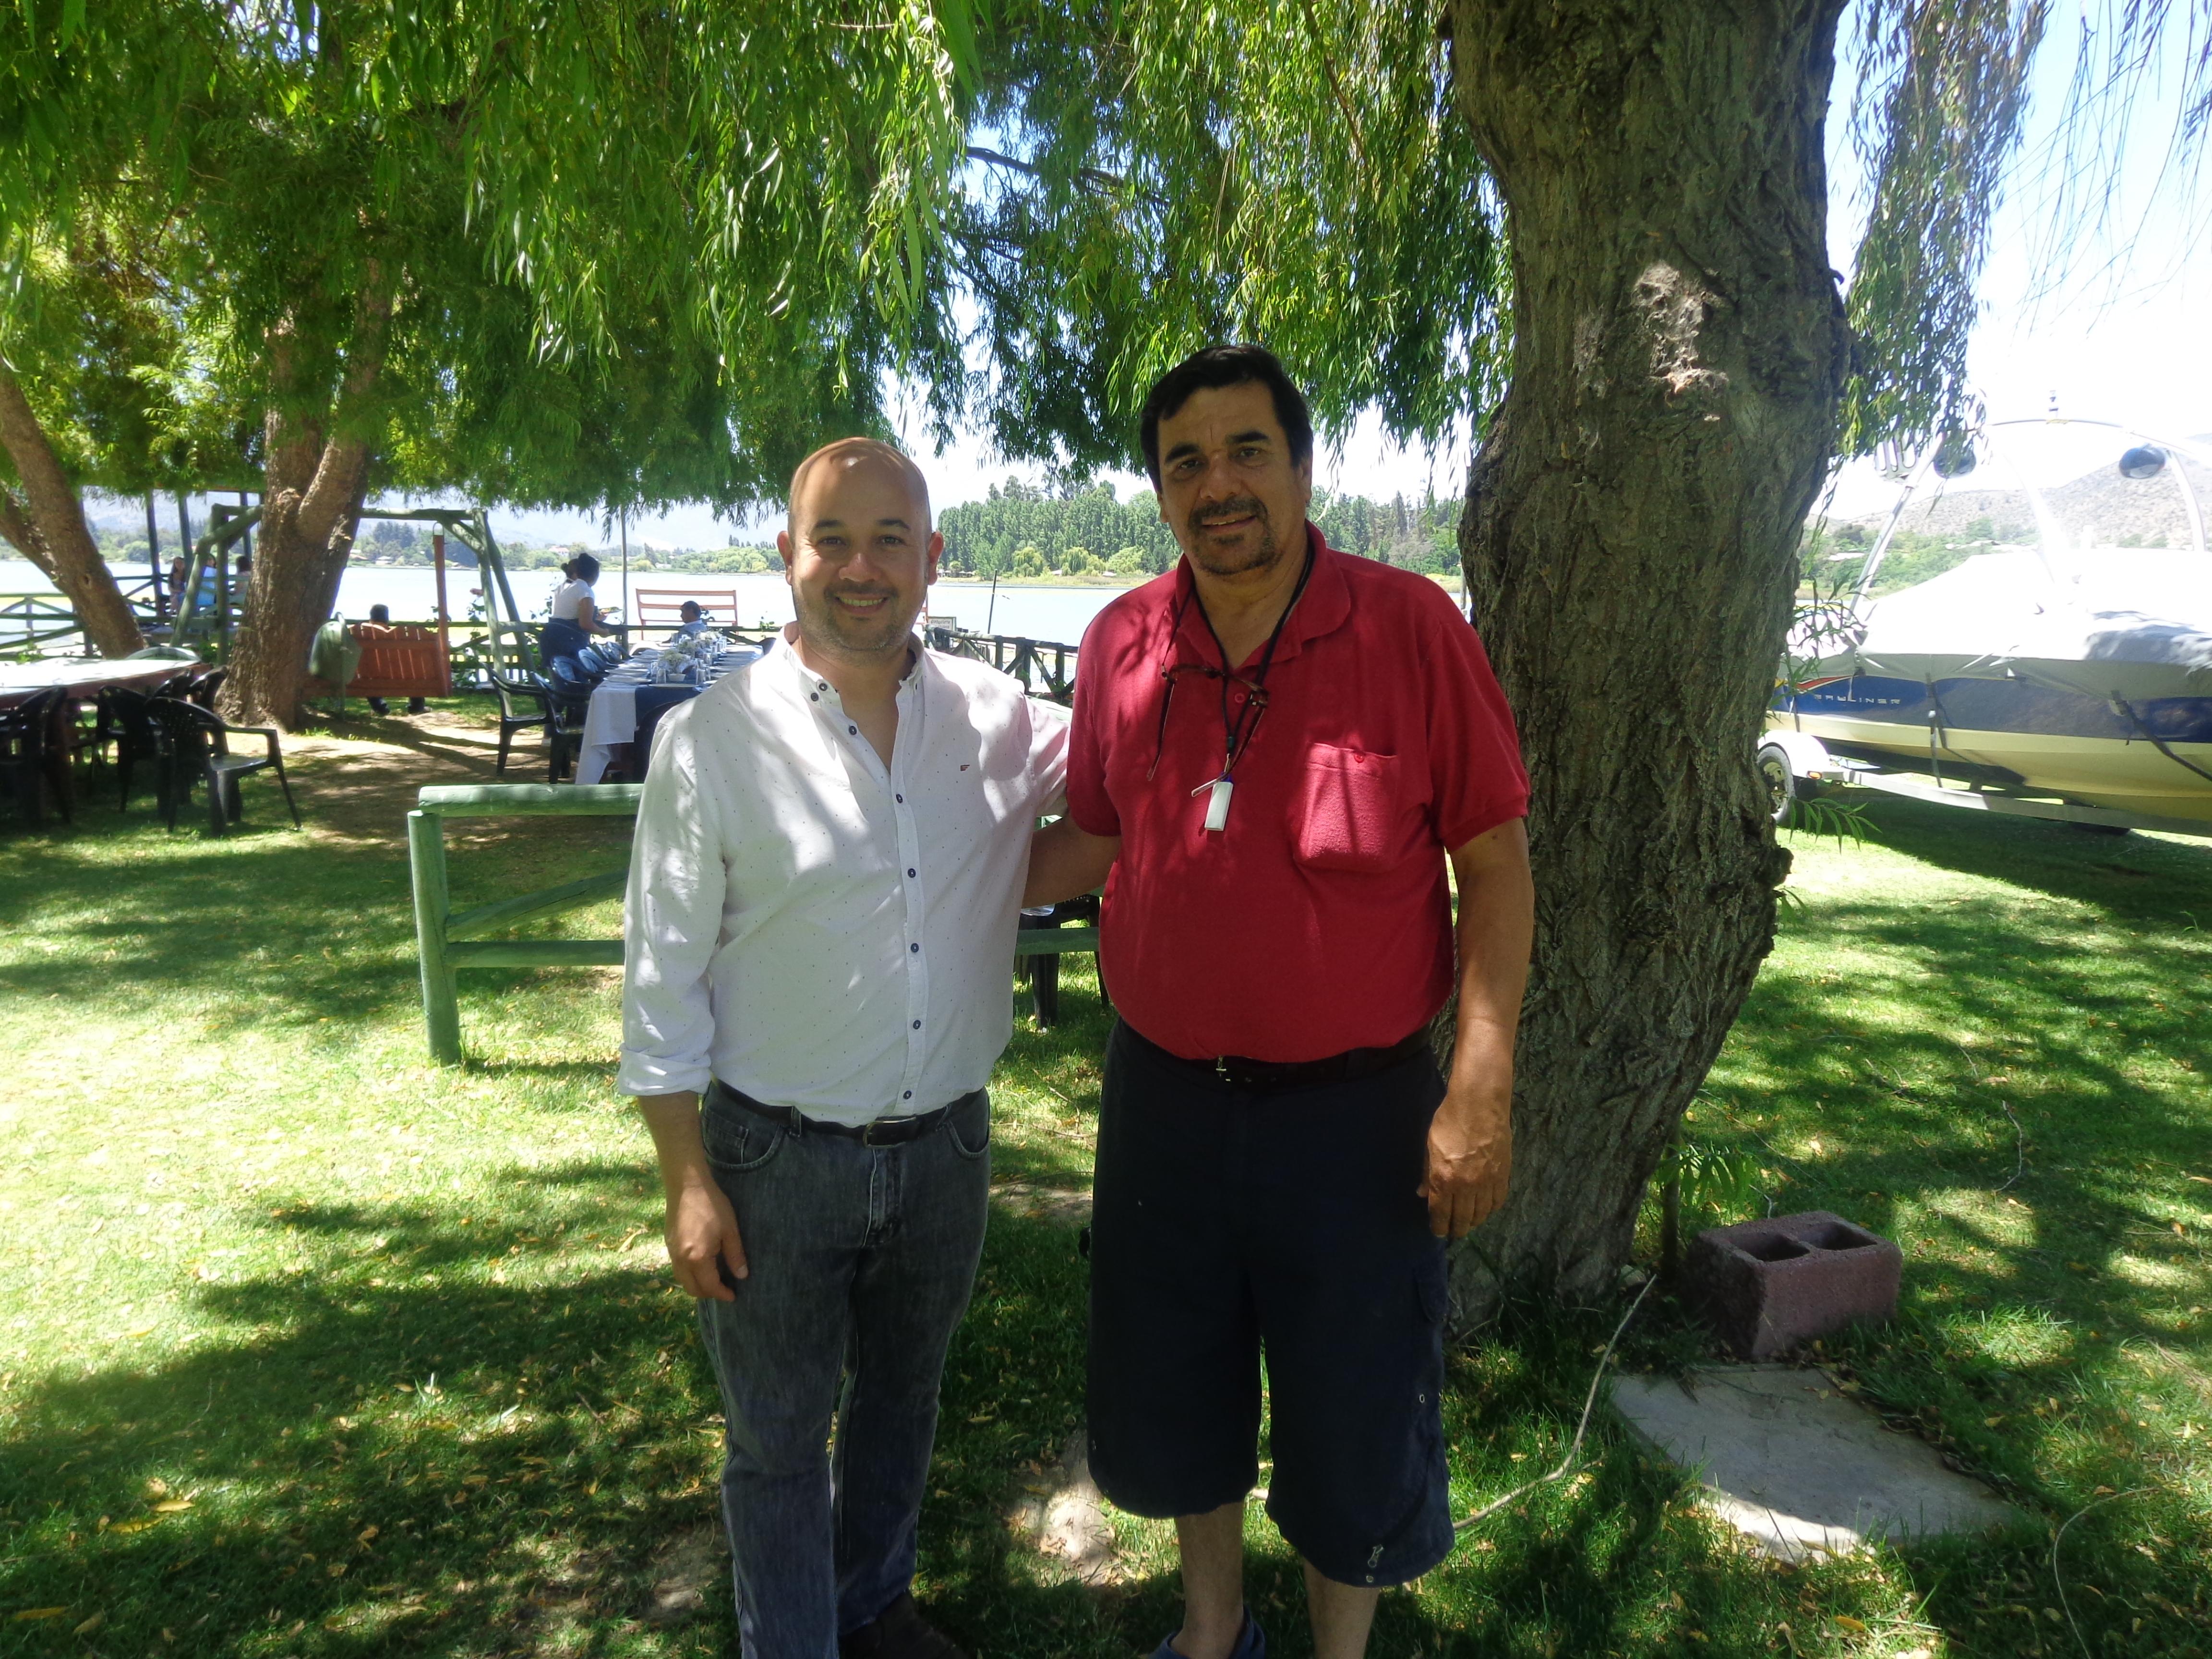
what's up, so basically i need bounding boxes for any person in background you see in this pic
[543,553,620,664]
[1024,344,1534,1659]
[360,603,428,716]
[671,600,718,640]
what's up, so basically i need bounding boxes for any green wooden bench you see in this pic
[409,782,1100,1064]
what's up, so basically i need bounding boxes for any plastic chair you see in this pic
[534,671,590,783]
[487,673,551,776]
[147,697,301,835]
[183,666,228,710]
[0,689,69,827]
[108,689,175,816]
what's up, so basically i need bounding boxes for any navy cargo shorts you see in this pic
[1084,1018,1455,1587]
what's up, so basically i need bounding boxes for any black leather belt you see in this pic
[707,1079,977,1145]
[1122,1022,1431,1093]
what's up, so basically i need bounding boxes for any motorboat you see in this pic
[1767,419,2212,830]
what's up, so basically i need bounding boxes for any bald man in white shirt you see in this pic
[622,440,1067,1659]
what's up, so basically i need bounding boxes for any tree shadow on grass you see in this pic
[1827,793,2212,921]
[0,795,633,1046]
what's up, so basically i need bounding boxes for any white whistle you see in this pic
[1202,777,1233,831]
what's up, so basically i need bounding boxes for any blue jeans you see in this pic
[696,1086,991,1658]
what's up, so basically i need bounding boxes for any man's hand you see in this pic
[1425,818,1534,1241]
[636,1091,748,1299]
[664,1171,747,1300]
[1420,1092,1512,1238]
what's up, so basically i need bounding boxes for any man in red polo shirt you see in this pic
[1024,345,1533,1659]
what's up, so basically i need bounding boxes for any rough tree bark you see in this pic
[0,364,145,657]
[223,281,393,728]
[1440,0,1851,1322]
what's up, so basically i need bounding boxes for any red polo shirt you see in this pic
[1066,527,1528,1062]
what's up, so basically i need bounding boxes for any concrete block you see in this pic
[1687,1211,1902,1360]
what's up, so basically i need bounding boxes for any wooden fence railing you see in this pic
[409,782,1099,1064]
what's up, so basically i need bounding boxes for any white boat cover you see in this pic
[1848,550,2212,700]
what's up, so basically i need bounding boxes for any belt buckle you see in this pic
[1214,1056,1231,1085]
[864,1115,914,1146]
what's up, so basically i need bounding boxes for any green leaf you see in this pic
[934,0,980,92]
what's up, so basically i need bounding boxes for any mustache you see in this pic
[1187,495,1269,536]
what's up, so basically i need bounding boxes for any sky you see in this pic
[90,4,2209,551]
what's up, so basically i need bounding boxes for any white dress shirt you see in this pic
[618,633,1069,1123]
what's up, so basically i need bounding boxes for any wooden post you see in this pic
[408,808,463,1064]
[432,531,452,693]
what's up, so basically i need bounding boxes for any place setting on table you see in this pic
[571,632,766,784]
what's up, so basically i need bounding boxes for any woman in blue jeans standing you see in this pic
[541,553,619,664]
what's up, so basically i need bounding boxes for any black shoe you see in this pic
[839,1590,967,1659]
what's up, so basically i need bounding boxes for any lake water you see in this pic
[0,561,1132,649]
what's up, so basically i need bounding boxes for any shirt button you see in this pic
[903,1091,913,1100]
[910,942,920,953]
[912,1020,921,1030]
[848,724,857,735]
[810,693,818,702]
[907,868,916,878]
[895,793,903,803]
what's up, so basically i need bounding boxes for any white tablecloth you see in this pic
[0,657,188,708]
[573,645,760,784]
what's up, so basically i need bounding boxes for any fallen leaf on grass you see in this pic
[1832,1614,1867,1633]
[73,1613,104,1635]
[153,1499,193,1514]
[108,1518,158,1535]
[11,1609,68,1622]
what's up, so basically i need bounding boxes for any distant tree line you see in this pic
[938,479,1462,580]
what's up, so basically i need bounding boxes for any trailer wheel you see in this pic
[1757,744,1805,826]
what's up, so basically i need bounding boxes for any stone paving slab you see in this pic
[1612,1366,2016,1561]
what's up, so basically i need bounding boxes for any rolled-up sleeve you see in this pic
[618,710,726,1096]
[1028,697,1072,817]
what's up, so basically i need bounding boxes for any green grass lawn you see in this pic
[1,706,2208,1658]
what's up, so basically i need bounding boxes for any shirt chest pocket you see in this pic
[1289,745,1410,873]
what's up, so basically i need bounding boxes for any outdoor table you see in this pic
[0,657,188,709]
[574,642,761,784]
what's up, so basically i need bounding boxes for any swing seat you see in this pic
[346,623,452,698]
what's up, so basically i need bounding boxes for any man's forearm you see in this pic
[1443,830,1535,1118]
[637,1091,710,1192]
[1024,817,1120,907]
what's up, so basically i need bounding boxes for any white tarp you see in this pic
[1845,550,2212,700]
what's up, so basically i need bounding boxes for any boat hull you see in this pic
[1773,670,2212,822]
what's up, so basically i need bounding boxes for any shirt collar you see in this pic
[776,625,929,706]
[1168,523,1352,670]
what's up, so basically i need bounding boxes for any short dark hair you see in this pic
[1139,344,1314,489]
[566,553,601,585]
[368,603,391,623]
[680,601,703,619]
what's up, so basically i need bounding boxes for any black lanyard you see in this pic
[1172,541,1315,783]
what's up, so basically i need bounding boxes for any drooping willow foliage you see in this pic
[3,0,2206,504]
[0,1,979,514]
[930,0,2210,475]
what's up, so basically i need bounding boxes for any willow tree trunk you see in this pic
[0,366,144,657]
[223,289,391,728]
[1441,0,1851,1321]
